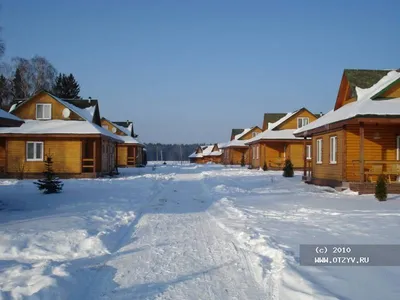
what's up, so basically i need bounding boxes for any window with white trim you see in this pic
[252,146,256,160]
[252,132,258,137]
[330,136,337,164]
[36,103,52,120]
[26,142,44,161]
[256,145,259,159]
[297,117,309,128]
[397,136,400,160]
[306,145,311,160]
[316,139,322,164]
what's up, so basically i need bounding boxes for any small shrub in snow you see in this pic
[263,162,268,171]
[240,154,245,167]
[34,154,63,194]
[282,159,294,177]
[375,174,387,201]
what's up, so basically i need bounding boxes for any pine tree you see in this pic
[283,159,294,177]
[263,161,268,171]
[34,154,63,194]
[52,73,80,99]
[375,174,387,201]
[241,154,245,167]
[13,67,25,99]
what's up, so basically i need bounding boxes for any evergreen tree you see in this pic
[241,154,245,167]
[13,67,25,99]
[34,154,63,194]
[375,174,387,201]
[52,73,80,99]
[283,159,294,177]
[263,161,268,171]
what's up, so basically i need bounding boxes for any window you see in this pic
[316,139,323,164]
[102,125,109,130]
[306,145,312,160]
[252,132,259,137]
[26,142,44,161]
[36,104,52,120]
[397,136,400,160]
[256,145,259,159]
[330,136,337,164]
[297,117,309,129]
[252,146,256,160]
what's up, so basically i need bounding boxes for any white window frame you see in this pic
[36,103,52,120]
[26,141,44,161]
[252,146,256,160]
[306,145,312,160]
[256,145,259,159]
[297,117,309,129]
[252,132,258,137]
[330,136,337,164]
[316,139,323,164]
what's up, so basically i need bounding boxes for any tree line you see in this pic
[0,28,80,109]
[145,143,203,162]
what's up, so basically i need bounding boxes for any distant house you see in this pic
[246,108,320,169]
[101,118,146,167]
[0,90,123,178]
[294,69,400,194]
[189,143,224,164]
[221,126,262,165]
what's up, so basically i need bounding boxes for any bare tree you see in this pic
[0,27,4,59]
[12,56,57,97]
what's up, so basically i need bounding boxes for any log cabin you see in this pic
[100,118,145,167]
[294,69,400,194]
[189,143,225,164]
[221,126,262,165]
[246,108,320,169]
[0,90,123,178]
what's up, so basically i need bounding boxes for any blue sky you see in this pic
[1,0,400,143]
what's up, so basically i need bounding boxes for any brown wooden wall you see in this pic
[118,145,128,166]
[223,147,248,165]
[0,138,5,171]
[312,129,344,181]
[381,81,400,98]
[276,109,319,130]
[13,93,82,121]
[6,138,82,174]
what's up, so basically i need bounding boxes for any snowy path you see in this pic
[1,163,400,299]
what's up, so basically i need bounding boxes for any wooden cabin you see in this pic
[101,118,145,167]
[246,108,320,169]
[189,143,224,164]
[294,69,400,194]
[221,127,262,165]
[0,91,123,178]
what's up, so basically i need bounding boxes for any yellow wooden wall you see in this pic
[381,81,400,98]
[226,147,247,164]
[118,145,128,166]
[13,93,81,120]
[240,127,262,140]
[346,124,399,182]
[312,129,344,181]
[101,119,127,136]
[6,139,82,174]
[277,110,319,130]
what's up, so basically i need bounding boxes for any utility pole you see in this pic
[156,145,158,161]
[180,144,183,165]
[160,150,163,162]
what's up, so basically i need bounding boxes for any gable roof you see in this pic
[295,70,400,136]
[0,109,24,128]
[101,117,143,145]
[113,121,137,138]
[262,113,286,130]
[344,69,391,98]
[63,98,101,126]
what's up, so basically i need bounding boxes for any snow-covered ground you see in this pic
[1,163,400,299]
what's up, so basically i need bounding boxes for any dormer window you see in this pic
[297,117,309,128]
[252,132,259,137]
[36,104,52,120]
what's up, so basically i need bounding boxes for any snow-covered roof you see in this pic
[118,136,144,146]
[234,128,252,140]
[52,95,95,123]
[295,70,400,135]
[189,152,203,158]
[189,143,224,159]
[267,111,297,130]
[113,123,131,136]
[0,109,23,122]
[245,129,302,144]
[0,120,124,141]
[221,139,248,148]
